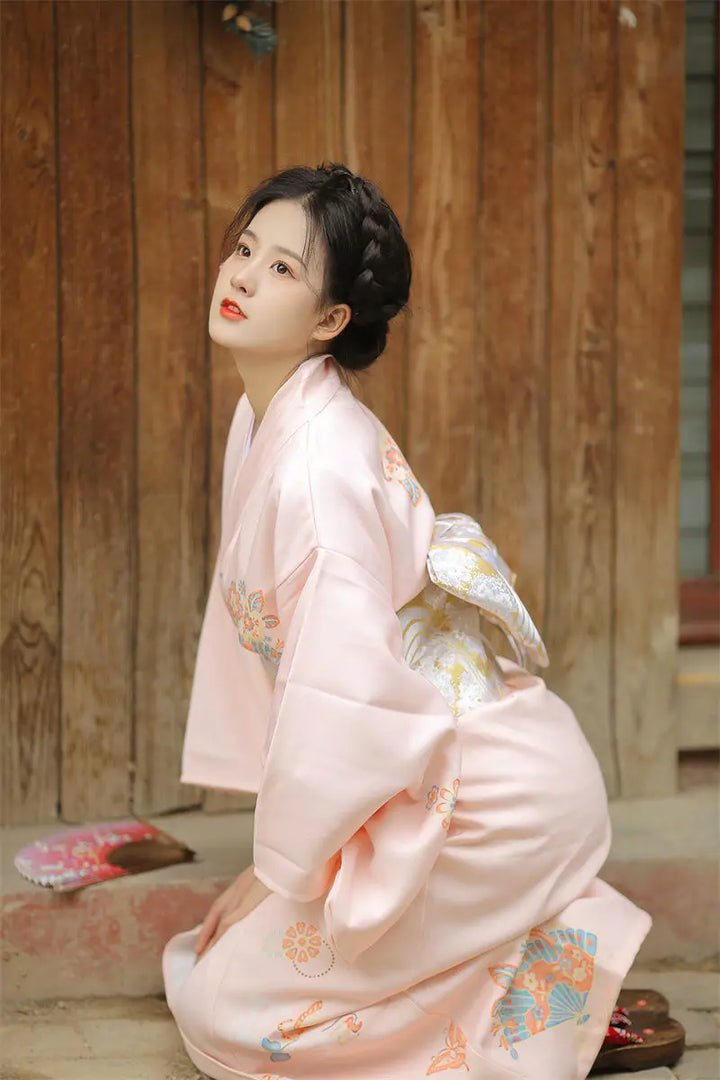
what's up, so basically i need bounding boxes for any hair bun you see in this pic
[333,321,388,372]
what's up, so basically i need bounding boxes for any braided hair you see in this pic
[222,163,411,371]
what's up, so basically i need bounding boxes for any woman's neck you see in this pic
[231,352,302,422]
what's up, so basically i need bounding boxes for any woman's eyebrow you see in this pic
[240,227,307,271]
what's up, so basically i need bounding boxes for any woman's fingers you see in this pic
[195,911,219,955]
[196,913,223,959]
[195,892,230,955]
[196,929,216,960]
[194,870,271,961]
[197,894,254,959]
[197,910,236,960]
[194,868,251,955]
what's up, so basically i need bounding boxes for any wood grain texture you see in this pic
[710,18,719,575]
[615,0,685,795]
[1,1,60,824]
[407,0,481,512]
[131,1,207,814]
[546,1,619,795]
[477,1,550,628]
[57,1,134,820]
[274,0,342,169]
[201,4,274,812]
[344,0,413,444]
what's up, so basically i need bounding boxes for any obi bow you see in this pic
[399,513,548,716]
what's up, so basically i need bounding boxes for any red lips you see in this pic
[220,297,247,320]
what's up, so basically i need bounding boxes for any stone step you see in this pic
[1,788,717,1003]
[601,787,719,970]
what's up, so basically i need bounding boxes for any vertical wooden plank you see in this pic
[201,3,274,812]
[131,1,207,814]
[615,0,685,795]
[546,1,619,795]
[407,0,481,513]
[274,0,342,169]
[57,0,134,820]
[477,0,550,627]
[344,0,413,444]
[710,15,719,574]
[1,1,60,824]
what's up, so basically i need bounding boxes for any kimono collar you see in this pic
[232,353,342,510]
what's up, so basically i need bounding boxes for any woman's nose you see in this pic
[229,264,254,295]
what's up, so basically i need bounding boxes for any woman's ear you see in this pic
[313,302,351,343]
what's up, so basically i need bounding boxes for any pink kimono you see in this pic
[163,354,650,1080]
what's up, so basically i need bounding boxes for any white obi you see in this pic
[399,513,548,716]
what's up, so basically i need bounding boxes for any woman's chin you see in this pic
[208,320,248,350]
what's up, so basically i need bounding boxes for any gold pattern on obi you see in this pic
[399,514,548,717]
[428,514,548,668]
[399,585,506,716]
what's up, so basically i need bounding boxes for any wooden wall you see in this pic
[1,0,685,825]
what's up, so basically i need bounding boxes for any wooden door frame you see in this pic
[680,11,720,645]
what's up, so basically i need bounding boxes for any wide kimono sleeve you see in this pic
[180,552,270,793]
[252,545,461,963]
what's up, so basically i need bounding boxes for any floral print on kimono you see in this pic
[281,921,336,978]
[425,778,460,830]
[222,577,284,666]
[489,925,597,1059]
[380,432,423,506]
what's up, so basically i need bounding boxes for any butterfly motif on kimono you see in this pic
[426,1020,470,1073]
[261,1000,324,1063]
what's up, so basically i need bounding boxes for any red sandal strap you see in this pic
[610,1008,632,1029]
[602,1023,645,1049]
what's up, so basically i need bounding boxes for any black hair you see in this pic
[222,163,412,372]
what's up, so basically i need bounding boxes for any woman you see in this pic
[162,164,652,1080]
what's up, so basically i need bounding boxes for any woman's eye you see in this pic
[236,243,251,257]
[272,261,292,277]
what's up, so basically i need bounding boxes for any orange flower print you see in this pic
[436,778,460,830]
[557,944,593,992]
[282,921,323,964]
[223,578,284,666]
[381,433,423,506]
[426,1020,470,1073]
[425,784,439,811]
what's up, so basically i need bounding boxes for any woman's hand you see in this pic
[195,864,272,959]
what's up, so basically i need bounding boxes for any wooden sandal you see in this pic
[616,988,670,1027]
[590,1016,685,1074]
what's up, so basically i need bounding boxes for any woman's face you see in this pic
[209,198,335,361]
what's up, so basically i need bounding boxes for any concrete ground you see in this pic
[1,969,718,1080]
